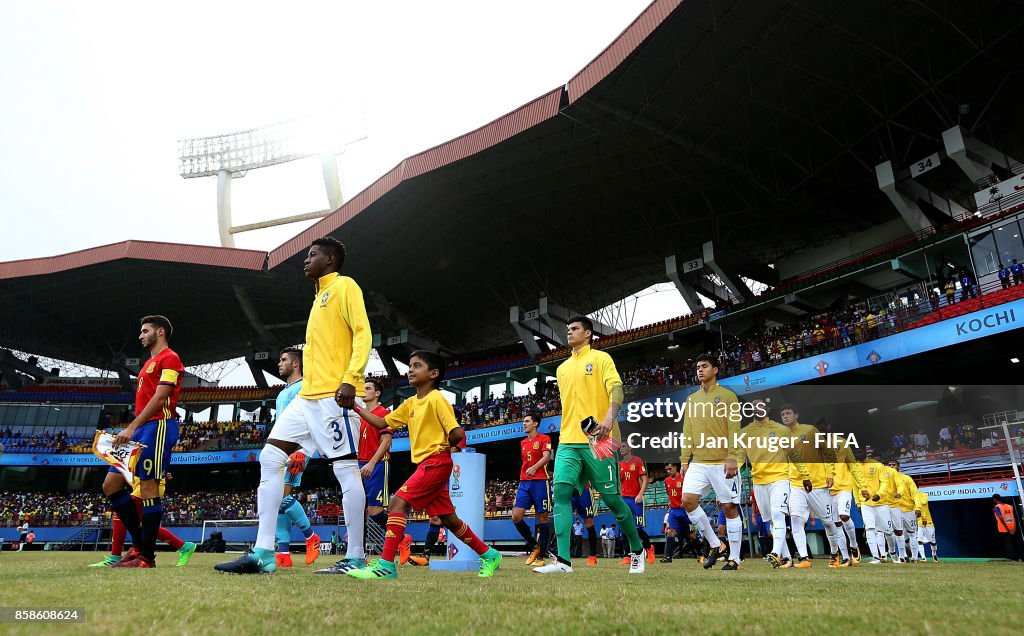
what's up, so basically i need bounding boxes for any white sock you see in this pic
[895,533,907,559]
[780,537,791,560]
[770,509,787,556]
[822,522,841,557]
[256,444,288,551]
[791,516,808,558]
[843,519,857,549]
[906,531,917,559]
[687,506,721,549]
[883,531,895,556]
[831,524,850,559]
[865,528,879,558]
[726,516,742,562]
[332,459,366,559]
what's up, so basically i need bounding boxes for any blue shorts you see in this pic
[514,480,551,514]
[622,496,645,527]
[109,418,179,481]
[717,508,727,526]
[571,488,595,519]
[285,455,310,488]
[666,507,691,534]
[360,460,389,508]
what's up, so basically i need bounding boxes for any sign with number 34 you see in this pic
[91,430,145,481]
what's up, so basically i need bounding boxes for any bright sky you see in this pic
[1,0,653,259]
[1,0,697,392]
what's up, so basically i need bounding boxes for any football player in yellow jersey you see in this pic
[859,447,896,564]
[890,461,920,563]
[821,421,868,566]
[679,354,743,571]
[780,405,842,568]
[914,491,938,561]
[739,398,809,568]
[871,452,902,562]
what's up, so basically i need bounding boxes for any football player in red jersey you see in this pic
[618,446,655,563]
[511,412,553,566]
[106,315,184,568]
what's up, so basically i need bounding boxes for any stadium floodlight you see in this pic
[177,105,366,247]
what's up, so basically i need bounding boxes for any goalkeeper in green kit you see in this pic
[533,316,646,575]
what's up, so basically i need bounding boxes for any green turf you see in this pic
[1,552,1023,635]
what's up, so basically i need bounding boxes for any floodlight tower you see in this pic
[177,110,366,247]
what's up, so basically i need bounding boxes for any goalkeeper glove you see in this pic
[287,451,307,475]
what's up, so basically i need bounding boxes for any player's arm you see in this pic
[336,279,373,408]
[873,469,893,502]
[819,429,836,489]
[724,393,740,478]
[448,427,465,448]
[596,355,624,440]
[114,383,175,446]
[846,452,869,500]
[786,444,811,480]
[679,409,693,474]
[636,466,649,503]
[526,449,551,476]
[363,429,392,471]
[354,404,389,429]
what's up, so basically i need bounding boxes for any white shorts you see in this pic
[831,491,854,522]
[861,504,893,532]
[789,487,832,520]
[889,506,906,531]
[918,526,935,542]
[752,480,790,520]
[269,395,364,459]
[901,510,918,533]
[682,462,740,504]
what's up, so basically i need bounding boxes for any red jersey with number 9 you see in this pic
[136,348,184,419]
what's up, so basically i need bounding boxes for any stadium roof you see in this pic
[3,0,1024,368]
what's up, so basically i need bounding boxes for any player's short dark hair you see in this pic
[567,315,594,341]
[665,460,680,470]
[696,353,719,369]
[311,236,347,269]
[140,315,173,340]
[280,346,303,371]
[524,410,541,423]
[410,350,446,389]
[993,494,1003,502]
[779,403,798,415]
[366,378,383,393]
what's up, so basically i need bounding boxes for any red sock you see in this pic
[159,526,185,550]
[380,512,407,563]
[111,515,126,556]
[452,521,488,555]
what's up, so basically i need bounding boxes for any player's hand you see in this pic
[861,489,870,501]
[916,510,921,518]
[803,479,813,493]
[634,494,644,504]
[894,493,902,500]
[594,416,614,440]
[113,426,136,448]
[359,462,375,479]
[335,382,356,409]
[825,477,834,489]
[871,494,880,502]
[525,466,537,477]
[679,464,688,477]
[723,459,738,479]
[287,451,307,475]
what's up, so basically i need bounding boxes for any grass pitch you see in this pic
[1,552,1022,635]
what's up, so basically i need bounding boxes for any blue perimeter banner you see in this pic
[715,298,1023,394]
[2,299,1020,466]
[918,479,1020,501]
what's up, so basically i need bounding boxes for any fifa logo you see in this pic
[451,465,461,492]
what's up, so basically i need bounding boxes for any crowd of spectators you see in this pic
[0,429,91,453]
[0,491,106,527]
[455,383,561,430]
[485,479,518,516]
[886,422,1024,461]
